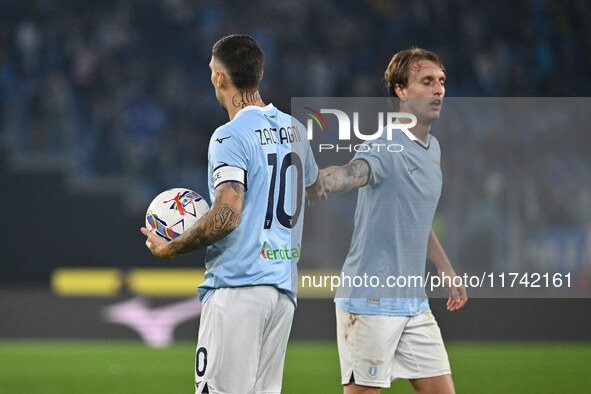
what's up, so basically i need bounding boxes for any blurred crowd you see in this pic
[437,98,591,276]
[1,0,590,276]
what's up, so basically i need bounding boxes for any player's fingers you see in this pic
[456,298,467,310]
[447,296,454,310]
[447,290,462,311]
[450,294,467,311]
[140,227,153,237]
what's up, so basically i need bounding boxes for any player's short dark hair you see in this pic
[384,48,447,105]
[212,34,264,91]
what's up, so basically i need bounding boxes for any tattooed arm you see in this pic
[321,159,370,194]
[141,182,245,259]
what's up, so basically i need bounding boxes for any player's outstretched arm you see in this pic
[427,228,468,311]
[141,182,245,259]
[321,159,370,194]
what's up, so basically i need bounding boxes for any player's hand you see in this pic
[319,167,338,193]
[306,171,327,205]
[141,227,175,260]
[439,270,468,311]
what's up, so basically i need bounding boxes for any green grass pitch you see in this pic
[1,341,590,393]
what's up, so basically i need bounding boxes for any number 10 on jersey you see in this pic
[264,152,303,229]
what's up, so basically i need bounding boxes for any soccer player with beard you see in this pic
[142,34,322,393]
[313,48,467,394]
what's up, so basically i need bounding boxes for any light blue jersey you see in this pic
[198,104,318,306]
[335,129,442,316]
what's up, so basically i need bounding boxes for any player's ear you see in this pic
[216,70,227,89]
[394,83,407,100]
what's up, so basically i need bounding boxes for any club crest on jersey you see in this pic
[364,359,383,377]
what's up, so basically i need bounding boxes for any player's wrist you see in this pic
[437,268,457,278]
[162,242,178,259]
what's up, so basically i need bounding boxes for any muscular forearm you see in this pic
[166,182,244,257]
[323,160,369,193]
[167,204,241,256]
[142,182,244,260]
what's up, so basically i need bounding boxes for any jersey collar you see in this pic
[235,103,275,118]
[399,127,430,149]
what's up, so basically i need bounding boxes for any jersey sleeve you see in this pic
[209,127,249,189]
[351,140,391,187]
[304,140,319,187]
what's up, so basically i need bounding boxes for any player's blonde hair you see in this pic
[385,48,447,109]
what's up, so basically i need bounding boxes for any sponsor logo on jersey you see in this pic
[260,241,301,260]
[215,136,231,143]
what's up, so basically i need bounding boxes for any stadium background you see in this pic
[1,0,591,393]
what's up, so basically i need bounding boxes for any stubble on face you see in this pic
[217,89,227,111]
[402,60,446,124]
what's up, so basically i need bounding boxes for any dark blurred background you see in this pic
[1,0,590,342]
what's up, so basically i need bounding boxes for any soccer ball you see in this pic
[145,188,209,241]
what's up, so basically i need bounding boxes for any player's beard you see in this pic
[216,90,227,112]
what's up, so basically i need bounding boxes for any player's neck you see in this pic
[227,90,265,120]
[409,122,432,144]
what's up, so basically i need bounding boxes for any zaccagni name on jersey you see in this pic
[254,125,304,146]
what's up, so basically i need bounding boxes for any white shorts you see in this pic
[195,286,294,394]
[336,306,451,388]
